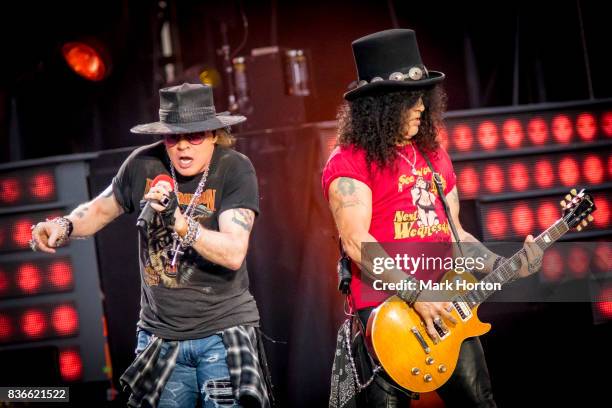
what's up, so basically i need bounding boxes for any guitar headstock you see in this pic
[559,189,596,231]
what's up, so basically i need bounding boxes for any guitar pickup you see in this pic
[452,300,472,322]
[434,320,450,339]
[411,326,430,354]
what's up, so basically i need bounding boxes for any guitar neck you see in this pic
[463,218,570,307]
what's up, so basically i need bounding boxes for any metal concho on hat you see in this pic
[356,65,429,88]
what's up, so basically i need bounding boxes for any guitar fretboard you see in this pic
[464,218,570,307]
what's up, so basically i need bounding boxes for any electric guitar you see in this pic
[365,189,596,393]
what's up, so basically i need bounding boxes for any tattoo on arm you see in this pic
[75,206,89,219]
[333,177,365,214]
[231,209,255,232]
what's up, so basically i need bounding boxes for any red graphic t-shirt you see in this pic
[322,143,457,309]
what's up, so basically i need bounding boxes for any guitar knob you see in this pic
[424,374,433,382]
[411,367,420,375]
[565,194,572,201]
[438,364,447,373]
[588,215,594,222]
[570,188,577,196]
[425,357,434,365]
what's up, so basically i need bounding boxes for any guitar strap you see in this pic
[419,149,465,258]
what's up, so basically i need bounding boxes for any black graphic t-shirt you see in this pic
[112,141,260,340]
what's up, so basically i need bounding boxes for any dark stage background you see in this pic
[1,1,611,407]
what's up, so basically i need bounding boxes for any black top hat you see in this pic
[131,83,246,134]
[344,29,445,101]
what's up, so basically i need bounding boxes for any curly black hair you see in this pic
[337,84,447,169]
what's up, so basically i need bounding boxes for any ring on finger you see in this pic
[29,239,38,252]
[433,316,443,326]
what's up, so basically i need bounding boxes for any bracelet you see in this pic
[180,217,201,248]
[397,277,422,306]
[47,217,73,247]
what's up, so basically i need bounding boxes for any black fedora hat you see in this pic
[131,83,246,134]
[344,29,444,101]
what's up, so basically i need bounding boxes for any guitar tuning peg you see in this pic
[587,215,594,222]
[570,189,577,196]
[576,225,583,232]
[581,220,588,227]
[560,200,567,207]
[565,194,572,201]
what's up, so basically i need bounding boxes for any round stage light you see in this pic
[59,349,83,381]
[486,209,508,239]
[477,121,499,150]
[527,117,549,145]
[62,42,109,81]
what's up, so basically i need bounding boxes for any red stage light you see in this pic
[0,177,21,204]
[576,112,597,141]
[596,287,612,319]
[477,121,499,150]
[21,309,47,338]
[59,349,83,381]
[29,172,56,200]
[48,261,74,290]
[608,155,612,179]
[483,164,504,193]
[537,202,559,231]
[583,155,604,184]
[485,209,508,239]
[502,119,524,149]
[558,157,580,187]
[452,124,474,152]
[437,127,449,151]
[508,162,529,191]
[0,268,9,295]
[16,263,42,294]
[592,198,609,228]
[512,203,534,236]
[457,167,479,196]
[13,219,34,247]
[527,117,549,145]
[602,111,612,137]
[552,115,574,143]
[62,42,108,81]
[567,246,589,278]
[51,305,78,336]
[0,314,12,341]
[534,160,555,188]
[542,249,564,282]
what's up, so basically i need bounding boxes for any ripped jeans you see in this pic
[136,329,240,408]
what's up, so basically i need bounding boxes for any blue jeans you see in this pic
[136,329,241,408]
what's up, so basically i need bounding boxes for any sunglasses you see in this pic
[163,133,206,146]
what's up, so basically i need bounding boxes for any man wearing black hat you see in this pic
[30,83,272,408]
[324,29,541,407]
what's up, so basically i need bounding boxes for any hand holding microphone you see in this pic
[137,174,178,230]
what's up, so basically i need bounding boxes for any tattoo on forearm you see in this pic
[231,209,254,232]
[74,206,89,219]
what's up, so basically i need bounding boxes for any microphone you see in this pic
[136,174,175,230]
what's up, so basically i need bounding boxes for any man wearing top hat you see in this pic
[29,83,273,408]
[323,29,542,407]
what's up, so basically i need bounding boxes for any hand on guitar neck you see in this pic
[413,234,544,344]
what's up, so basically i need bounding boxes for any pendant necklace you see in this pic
[167,161,209,273]
[397,142,418,175]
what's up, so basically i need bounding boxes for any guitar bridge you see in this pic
[411,326,431,354]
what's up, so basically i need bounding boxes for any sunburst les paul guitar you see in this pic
[365,189,596,393]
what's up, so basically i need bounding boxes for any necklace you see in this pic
[167,162,209,270]
[397,142,418,175]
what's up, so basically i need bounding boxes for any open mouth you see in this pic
[178,156,194,168]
